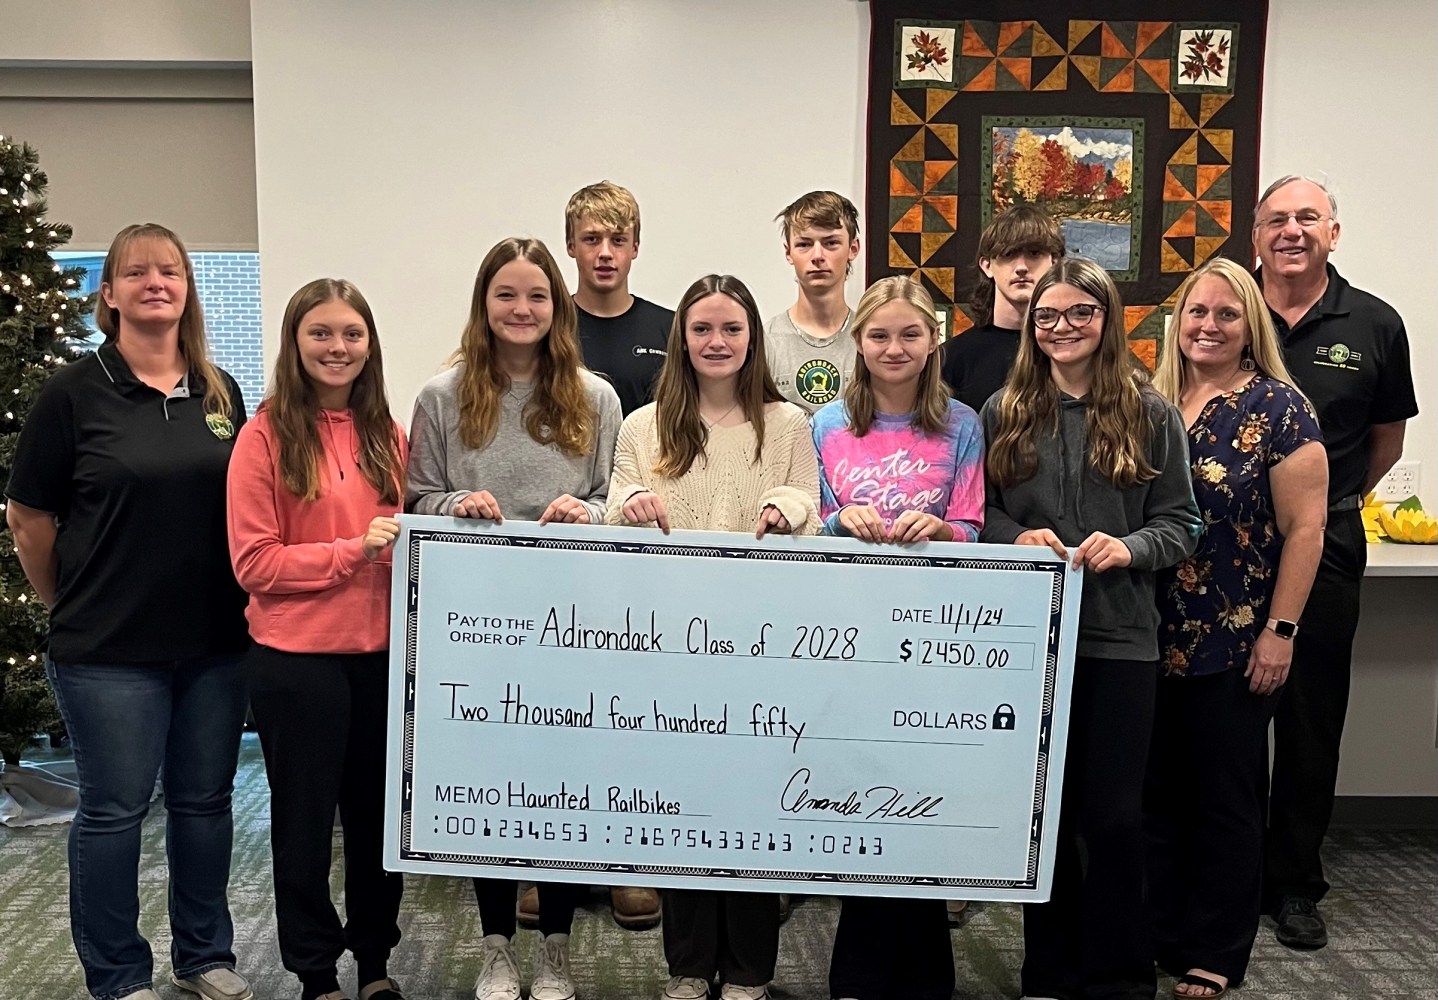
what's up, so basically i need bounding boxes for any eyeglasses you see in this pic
[1031,304,1104,329]
[1255,210,1331,232]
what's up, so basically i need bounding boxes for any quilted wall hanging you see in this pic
[866,0,1268,368]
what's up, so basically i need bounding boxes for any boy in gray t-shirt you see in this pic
[764,307,855,413]
[764,191,861,413]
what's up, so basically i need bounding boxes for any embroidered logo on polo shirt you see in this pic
[796,359,842,406]
[206,413,235,440]
[632,346,667,357]
[1314,343,1362,371]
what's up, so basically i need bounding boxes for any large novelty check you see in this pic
[384,517,1080,901]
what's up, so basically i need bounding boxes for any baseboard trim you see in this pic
[1331,795,1438,829]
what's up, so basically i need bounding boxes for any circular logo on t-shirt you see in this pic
[796,359,842,406]
[1326,342,1351,365]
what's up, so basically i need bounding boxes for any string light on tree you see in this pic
[0,133,91,765]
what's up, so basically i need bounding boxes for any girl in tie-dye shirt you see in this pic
[811,276,982,1000]
[812,277,983,545]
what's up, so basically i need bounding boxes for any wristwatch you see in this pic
[1265,618,1299,639]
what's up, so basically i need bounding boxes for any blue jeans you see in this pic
[46,655,248,1000]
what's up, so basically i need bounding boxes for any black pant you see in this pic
[472,878,577,938]
[662,889,779,987]
[246,645,403,983]
[829,896,953,1000]
[1146,668,1277,983]
[1023,656,1157,1000]
[1264,510,1365,906]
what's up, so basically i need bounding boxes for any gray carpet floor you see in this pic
[1,734,1434,999]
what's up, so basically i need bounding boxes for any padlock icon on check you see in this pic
[992,703,1016,731]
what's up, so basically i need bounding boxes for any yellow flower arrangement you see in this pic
[1377,497,1438,544]
[1361,493,1386,543]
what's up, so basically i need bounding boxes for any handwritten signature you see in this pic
[778,767,943,821]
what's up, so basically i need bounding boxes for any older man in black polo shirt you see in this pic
[1254,175,1419,950]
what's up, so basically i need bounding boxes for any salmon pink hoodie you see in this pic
[227,407,407,654]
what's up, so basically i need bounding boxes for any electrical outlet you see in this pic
[1376,460,1421,503]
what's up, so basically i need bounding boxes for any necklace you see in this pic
[793,307,852,339]
[701,402,740,429]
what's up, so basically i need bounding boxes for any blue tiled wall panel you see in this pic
[192,253,265,414]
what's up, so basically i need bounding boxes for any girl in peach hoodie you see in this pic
[227,278,408,1000]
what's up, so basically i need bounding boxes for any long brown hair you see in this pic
[265,278,404,504]
[96,222,233,419]
[652,274,783,478]
[987,257,1157,488]
[844,276,949,437]
[450,237,592,456]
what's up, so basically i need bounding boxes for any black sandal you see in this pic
[1173,973,1228,999]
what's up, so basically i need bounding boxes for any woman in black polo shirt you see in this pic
[6,223,253,1000]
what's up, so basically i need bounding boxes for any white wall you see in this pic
[1255,2,1438,793]
[246,0,1438,800]
[249,0,871,416]
[249,0,1435,507]
[0,2,1428,483]
[1259,0,1437,508]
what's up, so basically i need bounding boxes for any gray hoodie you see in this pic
[980,388,1200,661]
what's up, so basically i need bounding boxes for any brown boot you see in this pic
[610,885,661,929]
[517,884,540,928]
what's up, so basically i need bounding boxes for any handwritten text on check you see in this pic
[384,519,1080,901]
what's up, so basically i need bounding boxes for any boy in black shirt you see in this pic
[533,182,666,933]
[566,181,674,416]
[940,206,1064,412]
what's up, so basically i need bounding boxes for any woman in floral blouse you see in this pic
[1147,258,1328,999]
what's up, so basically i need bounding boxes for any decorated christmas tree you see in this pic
[0,134,91,765]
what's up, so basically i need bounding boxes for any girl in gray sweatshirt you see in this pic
[406,237,621,1000]
[980,258,1199,1000]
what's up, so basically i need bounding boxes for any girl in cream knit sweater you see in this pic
[605,274,819,1000]
[606,275,819,539]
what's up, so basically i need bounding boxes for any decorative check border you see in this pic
[395,529,1070,891]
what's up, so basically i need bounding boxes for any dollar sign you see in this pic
[899,639,912,662]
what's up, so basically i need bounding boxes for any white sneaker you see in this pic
[474,934,521,1000]
[664,976,710,1000]
[531,933,576,1000]
[719,985,768,1000]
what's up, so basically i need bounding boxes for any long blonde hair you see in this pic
[96,223,234,419]
[844,276,948,436]
[450,237,593,456]
[652,274,783,478]
[1153,257,1305,404]
[987,257,1157,489]
[265,278,404,504]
